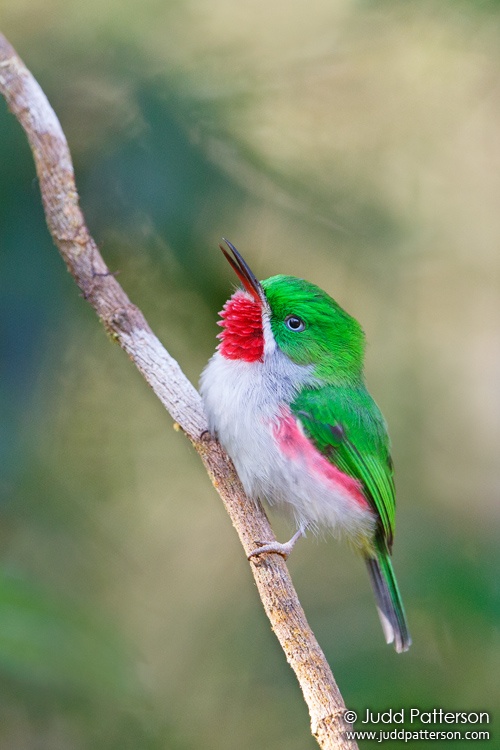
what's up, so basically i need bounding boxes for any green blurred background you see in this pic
[1,1,499,748]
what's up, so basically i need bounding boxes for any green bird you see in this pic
[200,240,411,652]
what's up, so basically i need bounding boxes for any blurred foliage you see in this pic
[1,1,500,748]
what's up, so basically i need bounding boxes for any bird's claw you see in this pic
[248,541,293,560]
[247,528,305,561]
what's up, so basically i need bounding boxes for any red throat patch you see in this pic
[217,290,264,362]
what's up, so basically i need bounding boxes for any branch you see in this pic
[0,33,357,750]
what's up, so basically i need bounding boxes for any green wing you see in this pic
[291,384,396,548]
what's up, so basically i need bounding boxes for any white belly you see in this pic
[200,350,374,544]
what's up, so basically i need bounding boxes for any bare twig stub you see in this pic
[0,32,357,750]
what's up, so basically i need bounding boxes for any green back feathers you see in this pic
[291,385,396,548]
[262,275,365,383]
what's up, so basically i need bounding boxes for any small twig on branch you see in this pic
[0,32,357,750]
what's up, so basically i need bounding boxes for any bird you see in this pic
[200,239,411,653]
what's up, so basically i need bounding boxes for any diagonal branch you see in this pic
[0,32,357,750]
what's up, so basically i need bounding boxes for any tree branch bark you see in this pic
[0,32,357,750]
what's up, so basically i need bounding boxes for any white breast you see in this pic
[199,348,374,544]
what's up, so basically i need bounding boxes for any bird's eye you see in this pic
[284,315,306,332]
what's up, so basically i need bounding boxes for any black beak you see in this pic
[220,239,266,306]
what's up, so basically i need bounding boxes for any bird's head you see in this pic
[217,240,365,383]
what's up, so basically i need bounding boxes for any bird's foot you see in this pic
[247,528,305,561]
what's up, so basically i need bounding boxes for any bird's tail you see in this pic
[365,543,411,653]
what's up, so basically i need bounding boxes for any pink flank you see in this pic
[217,290,264,362]
[273,408,370,509]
